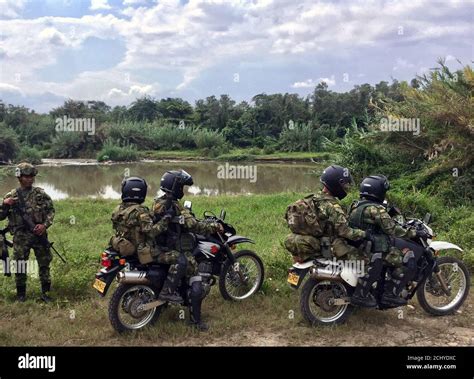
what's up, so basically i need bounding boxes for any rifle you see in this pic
[0,227,12,277]
[15,189,67,264]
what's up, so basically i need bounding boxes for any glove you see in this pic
[416,229,430,240]
[364,230,375,243]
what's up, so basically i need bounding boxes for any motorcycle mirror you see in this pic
[423,213,432,224]
[183,200,192,210]
[220,209,226,220]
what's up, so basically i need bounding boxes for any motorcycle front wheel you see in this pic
[417,256,470,316]
[219,250,264,301]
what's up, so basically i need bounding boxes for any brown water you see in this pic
[0,160,325,200]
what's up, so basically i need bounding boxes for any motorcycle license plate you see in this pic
[287,272,300,286]
[93,278,106,294]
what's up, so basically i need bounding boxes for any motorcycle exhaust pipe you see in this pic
[117,271,151,284]
[310,267,342,281]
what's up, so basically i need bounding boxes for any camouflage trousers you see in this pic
[152,248,198,278]
[284,233,362,261]
[12,231,52,287]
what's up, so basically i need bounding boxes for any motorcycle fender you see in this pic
[95,265,121,297]
[288,264,312,289]
[227,235,255,245]
[430,241,463,252]
[340,266,359,287]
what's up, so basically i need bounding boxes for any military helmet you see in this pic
[320,165,353,200]
[121,177,148,203]
[15,162,38,178]
[359,175,390,203]
[160,170,193,200]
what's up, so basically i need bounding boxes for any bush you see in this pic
[49,132,87,158]
[193,129,226,149]
[16,147,42,164]
[0,124,20,162]
[97,139,139,162]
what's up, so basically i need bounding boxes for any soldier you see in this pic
[153,170,223,331]
[0,163,55,302]
[110,176,170,267]
[284,165,370,263]
[348,175,423,307]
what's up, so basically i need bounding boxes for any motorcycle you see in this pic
[93,203,264,333]
[289,212,471,325]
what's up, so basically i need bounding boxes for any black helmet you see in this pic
[320,165,353,200]
[121,177,147,203]
[359,175,390,203]
[160,170,193,200]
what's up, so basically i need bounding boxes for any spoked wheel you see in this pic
[417,256,470,316]
[108,284,163,333]
[300,278,353,326]
[219,250,264,301]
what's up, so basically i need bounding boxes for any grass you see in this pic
[142,148,333,162]
[0,192,472,345]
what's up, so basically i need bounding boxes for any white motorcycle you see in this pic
[288,213,471,325]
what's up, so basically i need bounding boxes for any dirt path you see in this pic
[0,290,471,347]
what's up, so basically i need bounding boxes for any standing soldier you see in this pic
[284,165,370,263]
[0,163,55,302]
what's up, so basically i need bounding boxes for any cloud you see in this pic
[0,0,472,111]
[90,0,111,11]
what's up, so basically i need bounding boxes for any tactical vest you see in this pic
[349,200,390,252]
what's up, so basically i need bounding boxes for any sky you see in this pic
[0,0,472,113]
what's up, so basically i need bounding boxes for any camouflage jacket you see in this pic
[111,202,169,248]
[152,196,220,236]
[349,200,416,239]
[312,192,366,241]
[0,187,55,233]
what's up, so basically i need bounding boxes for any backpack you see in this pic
[285,194,324,237]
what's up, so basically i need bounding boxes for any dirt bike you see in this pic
[289,212,471,325]
[93,205,264,333]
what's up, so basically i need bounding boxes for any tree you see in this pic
[128,96,160,122]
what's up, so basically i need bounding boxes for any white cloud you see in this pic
[0,0,25,19]
[292,79,316,88]
[90,0,111,11]
[0,0,472,109]
[318,76,336,87]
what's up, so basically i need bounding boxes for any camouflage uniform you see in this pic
[284,191,366,261]
[348,200,416,266]
[110,202,169,265]
[152,195,221,278]
[0,187,55,288]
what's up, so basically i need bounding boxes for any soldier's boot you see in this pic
[188,277,208,332]
[40,282,52,303]
[351,252,383,308]
[382,251,416,306]
[16,285,26,302]
[381,279,407,306]
[158,273,184,304]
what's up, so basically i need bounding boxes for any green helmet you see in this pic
[15,162,38,178]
